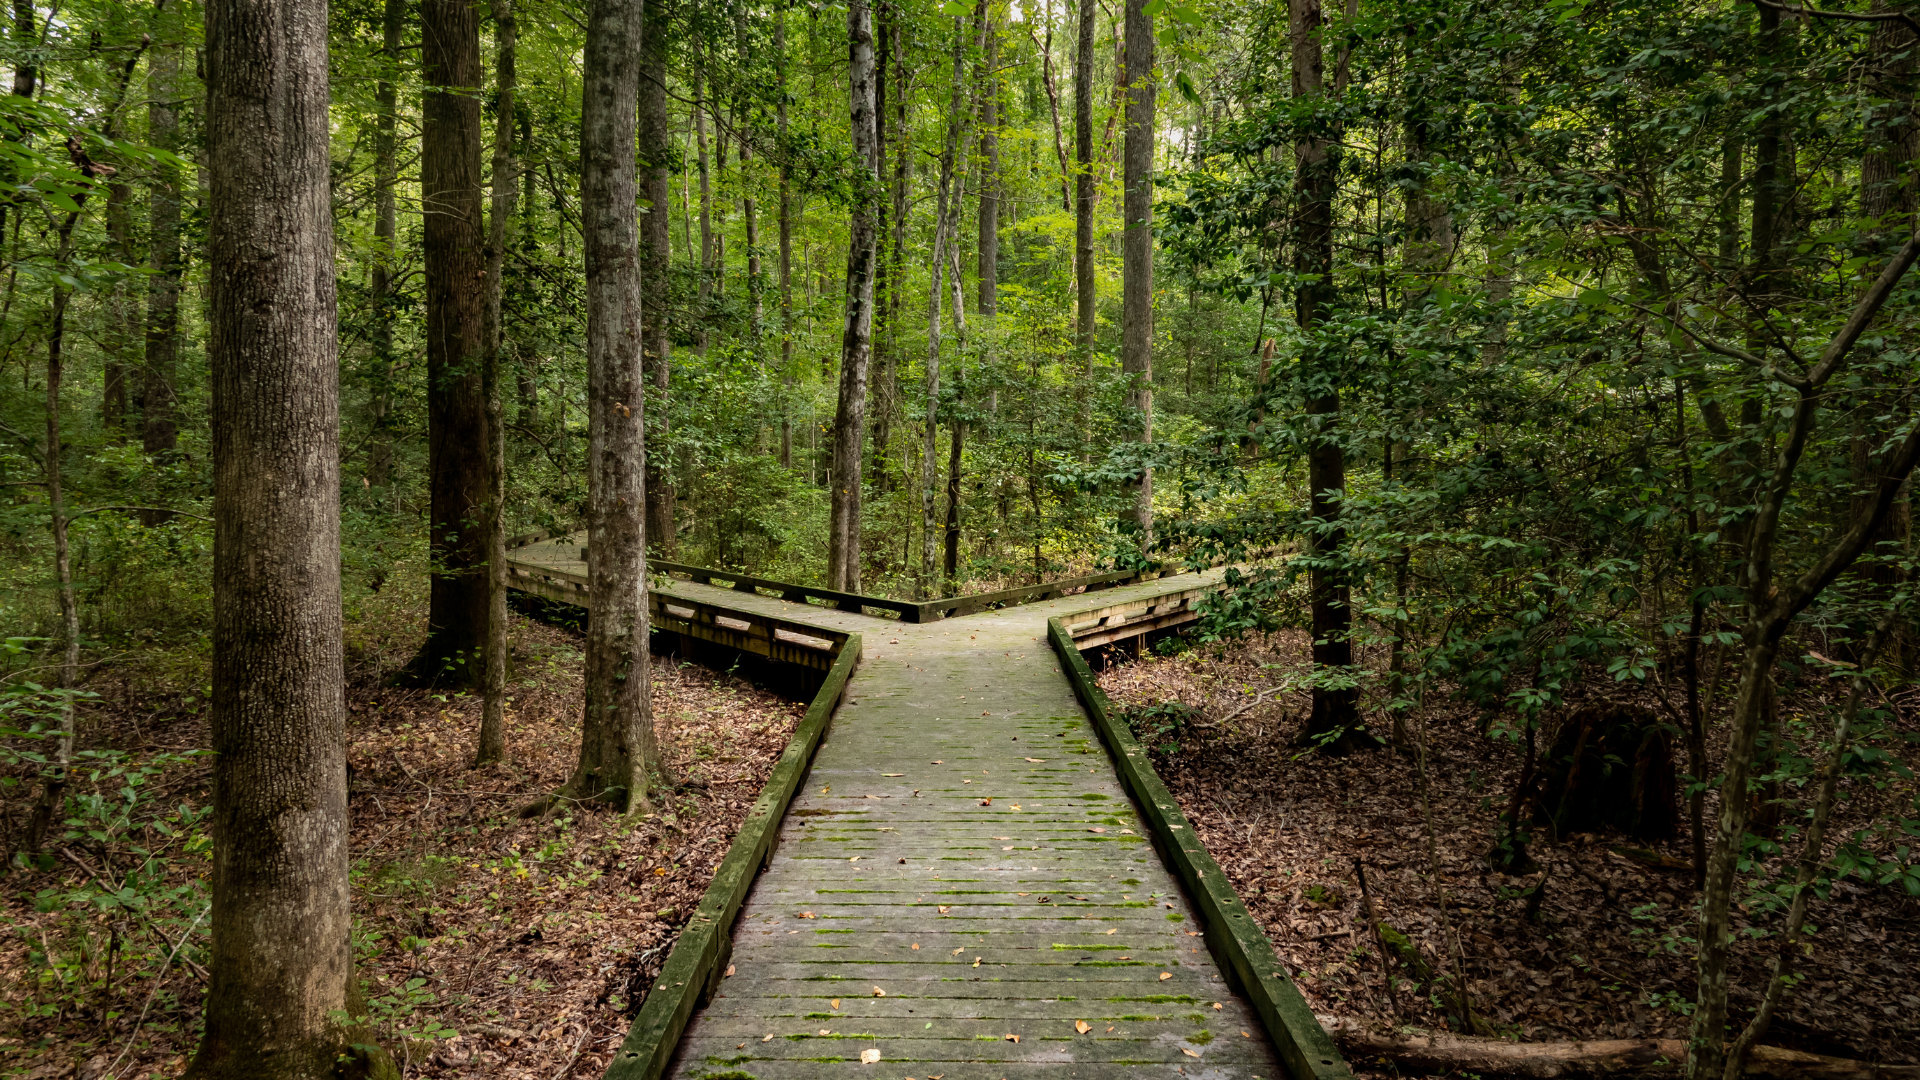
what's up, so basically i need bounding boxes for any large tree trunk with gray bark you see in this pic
[571,0,657,813]
[186,0,393,1073]
[1121,0,1153,539]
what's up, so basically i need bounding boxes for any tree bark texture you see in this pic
[641,0,677,558]
[187,0,381,1072]
[1290,0,1361,746]
[693,48,714,354]
[366,0,402,488]
[1073,0,1096,381]
[476,0,517,766]
[828,0,880,594]
[1122,0,1153,539]
[574,0,656,812]
[978,13,1000,319]
[142,33,183,459]
[777,7,795,469]
[418,0,493,687]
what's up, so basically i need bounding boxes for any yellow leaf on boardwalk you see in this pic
[1159,972,1173,981]
[1074,1020,1092,1034]
[859,1048,881,1064]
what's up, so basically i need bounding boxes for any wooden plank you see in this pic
[602,635,862,1080]
[1048,616,1352,1080]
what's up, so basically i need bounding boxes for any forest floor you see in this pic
[0,605,806,1080]
[1096,630,1920,1073]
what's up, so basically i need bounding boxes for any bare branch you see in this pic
[1752,0,1920,40]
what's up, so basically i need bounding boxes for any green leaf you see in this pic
[1142,0,1169,16]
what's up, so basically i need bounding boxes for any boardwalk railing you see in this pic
[605,633,861,1080]
[505,529,1204,624]
[1048,608,1352,1080]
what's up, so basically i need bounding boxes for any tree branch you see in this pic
[1752,0,1920,40]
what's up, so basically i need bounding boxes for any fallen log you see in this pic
[1317,1015,1920,1079]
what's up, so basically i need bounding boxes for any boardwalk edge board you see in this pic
[603,632,862,1080]
[1047,615,1354,1080]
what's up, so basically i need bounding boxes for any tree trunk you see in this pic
[142,27,182,461]
[186,0,392,1070]
[943,248,970,593]
[1074,0,1096,408]
[416,0,493,688]
[870,1,891,491]
[694,48,714,354]
[1291,0,1362,750]
[777,7,794,469]
[1121,0,1153,540]
[642,0,677,558]
[24,206,81,855]
[828,0,880,594]
[366,0,402,487]
[476,0,518,766]
[919,21,969,599]
[978,14,999,319]
[573,0,656,813]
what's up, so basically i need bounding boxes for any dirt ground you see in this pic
[1,611,804,1080]
[1096,629,1920,1071]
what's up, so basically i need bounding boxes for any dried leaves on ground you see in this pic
[1096,630,1920,1071]
[1,613,804,1079]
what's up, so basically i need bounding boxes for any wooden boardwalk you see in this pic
[634,573,1287,1080]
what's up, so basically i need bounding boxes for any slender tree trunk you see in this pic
[920,21,969,598]
[1121,0,1153,540]
[367,0,402,487]
[185,0,392,1070]
[943,251,969,593]
[743,136,762,338]
[978,12,999,319]
[475,0,518,766]
[1033,0,1071,212]
[777,7,795,469]
[1073,0,1095,404]
[1291,0,1362,750]
[870,1,891,491]
[642,0,677,557]
[828,0,880,593]
[694,48,714,354]
[416,0,493,687]
[874,14,910,493]
[142,29,182,462]
[572,0,655,813]
[23,208,81,855]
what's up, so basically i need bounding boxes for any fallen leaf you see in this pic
[980,797,992,805]
[1159,972,1173,981]
[937,906,951,914]
[1105,928,1117,935]
[963,779,972,783]
[798,911,817,919]
[952,948,965,955]
[1003,846,1015,850]
[736,1042,745,1049]
[1241,1031,1251,1038]
[1088,827,1106,833]
[763,1034,775,1042]
[831,999,841,1010]
[1106,1026,1115,1033]
[992,836,1012,840]
[911,943,920,950]
[724,964,735,977]
[931,760,943,764]
[1003,1033,1020,1043]
[820,1029,833,1036]
[1182,1047,1200,1058]
[1074,1020,1092,1034]
[860,1048,882,1064]
[1118,956,1131,960]
[1024,757,1045,763]
[873,986,886,997]
[850,856,861,862]
[1071,895,1090,900]
[973,957,982,968]
[883,773,904,777]
[1212,1002,1223,1010]
[1009,804,1022,811]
